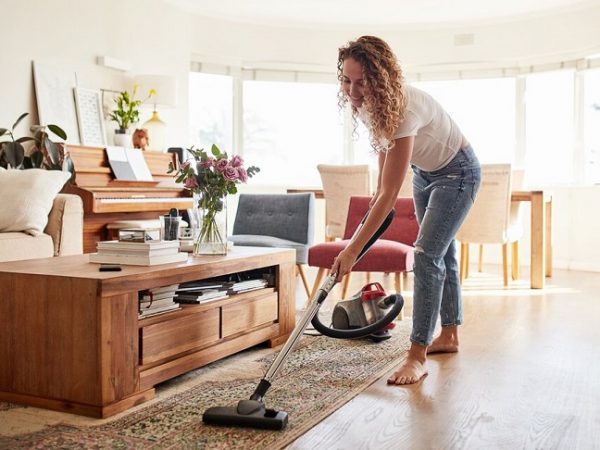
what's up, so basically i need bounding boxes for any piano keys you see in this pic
[63,145,193,253]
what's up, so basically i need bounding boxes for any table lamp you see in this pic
[134,74,178,152]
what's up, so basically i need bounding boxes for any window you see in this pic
[413,78,516,164]
[351,116,379,171]
[524,70,575,186]
[583,69,600,184]
[242,81,344,187]
[188,72,233,152]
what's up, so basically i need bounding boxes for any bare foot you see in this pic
[427,335,459,354]
[387,359,428,385]
[427,325,459,354]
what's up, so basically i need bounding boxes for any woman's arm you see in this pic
[331,136,414,281]
[370,150,386,207]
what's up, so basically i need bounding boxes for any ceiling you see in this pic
[165,0,596,28]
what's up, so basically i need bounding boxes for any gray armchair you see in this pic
[229,193,315,297]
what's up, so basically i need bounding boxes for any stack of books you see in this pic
[226,278,269,294]
[175,281,230,305]
[89,240,188,266]
[174,277,269,305]
[139,284,181,318]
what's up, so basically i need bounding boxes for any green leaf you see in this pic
[0,128,8,136]
[30,150,44,168]
[22,156,33,169]
[11,112,28,132]
[45,137,60,165]
[47,124,67,141]
[167,162,174,173]
[4,142,24,168]
[63,156,74,175]
[211,144,221,157]
[16,136,35,144]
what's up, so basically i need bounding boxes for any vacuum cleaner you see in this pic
[202,209,404,430]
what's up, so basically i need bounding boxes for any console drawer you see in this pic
[140,309,220,365]
[222,292,278,338]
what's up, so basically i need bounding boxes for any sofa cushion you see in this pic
[0,169,71,236]
[0,231,54,262]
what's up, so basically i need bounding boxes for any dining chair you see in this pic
[456,164,521,286]
[475,168,525,280]
[317,164,371,241]
[308,195,419,318]
[229,193,315,297]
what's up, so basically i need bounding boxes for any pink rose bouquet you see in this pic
[168,144,259,253]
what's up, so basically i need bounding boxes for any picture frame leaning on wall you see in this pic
[74,87,107,147]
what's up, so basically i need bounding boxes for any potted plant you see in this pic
[0,112,74,181]
[109,85,155,147]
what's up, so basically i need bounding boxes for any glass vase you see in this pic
[193,198,228,255]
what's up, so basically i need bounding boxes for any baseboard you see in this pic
[556,260,600,273]
[481,260,600,273]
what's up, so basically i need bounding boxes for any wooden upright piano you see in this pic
[63,145,193,253]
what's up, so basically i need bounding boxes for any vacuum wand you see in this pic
[202,207,395,430]
[260,207,395,386]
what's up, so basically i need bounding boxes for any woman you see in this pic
[331,36,481,385]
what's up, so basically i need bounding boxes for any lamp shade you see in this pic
[133,74,178,108]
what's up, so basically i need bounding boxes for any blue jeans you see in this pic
[410,145,481,346]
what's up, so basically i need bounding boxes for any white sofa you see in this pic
[0,193,83,262]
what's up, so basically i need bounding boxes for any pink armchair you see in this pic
[308,196,419,314]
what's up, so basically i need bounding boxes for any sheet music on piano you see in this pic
[106,146,154,181]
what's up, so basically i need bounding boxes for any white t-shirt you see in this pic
[360,85,466,171]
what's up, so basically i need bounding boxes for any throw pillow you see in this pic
[0,169,71,236]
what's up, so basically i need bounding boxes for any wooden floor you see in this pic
[289,267,600,450]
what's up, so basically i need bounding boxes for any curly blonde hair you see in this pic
[337,36,407,152]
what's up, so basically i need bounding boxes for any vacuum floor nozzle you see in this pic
[203,400,288,430]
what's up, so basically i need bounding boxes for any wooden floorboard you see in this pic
[289,267,600,449]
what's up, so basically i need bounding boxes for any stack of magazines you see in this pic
[175,277,268,305]
[138,284,181,318]
[90,240,188,266]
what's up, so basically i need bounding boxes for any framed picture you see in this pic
[74,87,107,147]
[32,61,81,144]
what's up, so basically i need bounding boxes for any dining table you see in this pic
[287,187,552,289]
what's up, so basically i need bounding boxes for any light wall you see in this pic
[1,0,191,147]
[2,0,600,272]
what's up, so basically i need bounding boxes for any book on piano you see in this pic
[106,146,153,181]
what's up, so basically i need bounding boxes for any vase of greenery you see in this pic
[168,144,260,255]
[0,112,74,181]
[109,85,155,147]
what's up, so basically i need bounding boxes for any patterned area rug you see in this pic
[0,319,411,450]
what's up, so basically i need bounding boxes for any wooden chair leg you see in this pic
[308,268,326,305]
[511,241,520,280]
[394,272,405,321]
[394,272,403,293]
[341,273,352,299]
[459,243,465,283]
[465,244,470,279]
[460,243,468,284]
[478,244,483,272]
[296,264,311,298]
[366,272,371,284]
[502,243,509,287]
